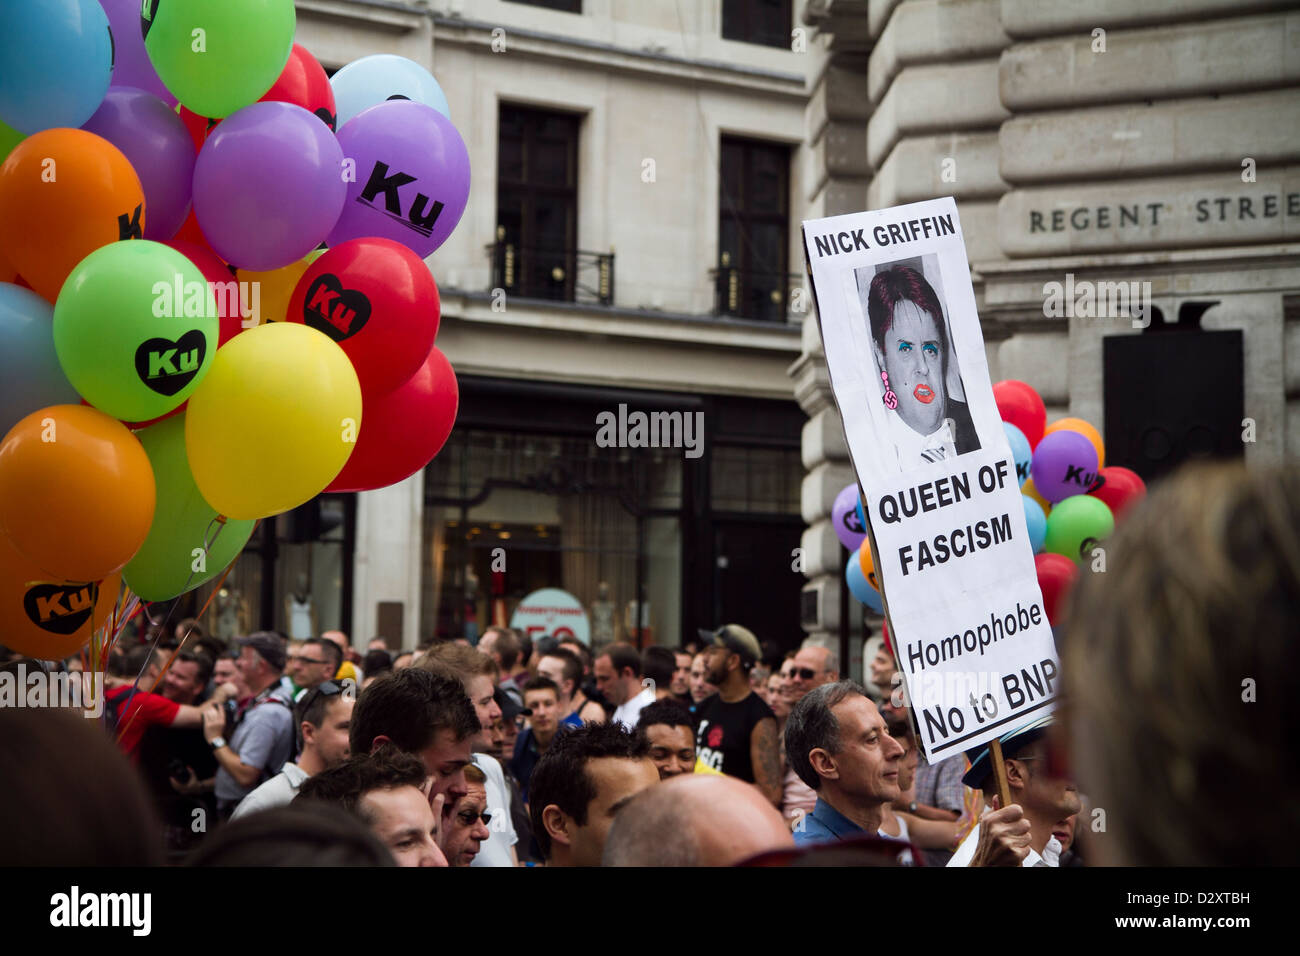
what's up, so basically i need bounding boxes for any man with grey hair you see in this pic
[602,774,794,866]
[786,680,904,844]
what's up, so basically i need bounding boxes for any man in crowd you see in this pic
[443,763,493,867]
[478,626,528,705]
[787,681,905,844]
[295,747,447,866]
[529,722,660,867]
[348,668,480,855]
[948,716,1081,867]
[511,675,565,800]
[205,633,296,818]
[671,650,693,706]
[641,646,678,701]
[416,643,521,867]
[286,637,342,698]
[688,652,715,712]
[103,647,231,764]
[636,699,697,780]
[694,625,781,807]
[595,642,654,730]
[159,650,213,706]
[536,646,605,725]
[603,773,794,866]
[232,680,354,818]
[213,651,248,701]
[321,630,359,684]
[787,644,838,701]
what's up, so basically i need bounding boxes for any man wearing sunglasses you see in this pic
[231,680,354,820]
[787,646,838,703]
[444,763,494,866]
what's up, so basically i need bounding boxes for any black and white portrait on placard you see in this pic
[854,254,980,470]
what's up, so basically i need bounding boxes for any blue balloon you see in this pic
[1023,494,1047,554]
[1004,421,1032,487]
[0,0,113,134]
[331,54,451,127]
[855,496,867,531]
[846,549,884,613]
[0,283,81,434]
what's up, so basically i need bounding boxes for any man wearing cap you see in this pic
[947,716,1081,867]
[694,624,781,807]
[204,632,296,818]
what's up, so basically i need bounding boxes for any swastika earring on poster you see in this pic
[881,371,898,409]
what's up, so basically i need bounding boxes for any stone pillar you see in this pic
[352,474,426,651]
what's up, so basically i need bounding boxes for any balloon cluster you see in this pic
[992,380,1147,626]
[0,1,466,659]
[830,482,886,614]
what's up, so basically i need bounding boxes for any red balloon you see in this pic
[173,206,211,248]
[993,380,1046,448]
[1089,466,1146,521]
[260,44,337,131]
[1035,552,1078,627]
[326,345,458,492]
[162,239,245,347]
[286,238,440,395]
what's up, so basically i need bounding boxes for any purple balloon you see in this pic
[82,86,193,240]
[193,102,346,271]
[832,483,867,551]
[327,100,470,256]
[99,0,176,106]
[1030,430,1099,503]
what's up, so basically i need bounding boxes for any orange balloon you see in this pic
[1043,418,1104,469]
[0,531,120,660]
[858,540,881,593]
[0,129,146,303]
[1023,477,1051,515]
[0,405,156,582]
[235,256,314,326]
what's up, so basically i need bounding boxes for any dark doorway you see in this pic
[712,518,803,654]
[1103,316,1244,485]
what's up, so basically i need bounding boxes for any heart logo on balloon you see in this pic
[314,107,337,131]
[141,0,161,40]
[118,203,144,241]
[134,330,207,396]
[23,582,99,635]
[302,273,371,341]
[842,509,864,535]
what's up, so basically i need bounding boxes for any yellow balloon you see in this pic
[235,257,313,325]
[184,323,361,519]
[1022,477,1051,515]
[1043,417,1104,469]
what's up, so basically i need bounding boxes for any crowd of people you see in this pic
[0,462,1294,867]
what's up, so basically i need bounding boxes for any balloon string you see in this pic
[114,516,252,745]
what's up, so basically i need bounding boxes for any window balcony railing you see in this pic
[710,264,802,323]
[487,237,614,307]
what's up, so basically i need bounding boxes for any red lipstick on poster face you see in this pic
[913,384,934,404]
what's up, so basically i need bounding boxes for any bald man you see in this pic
[602,774,794,866]
[786,645,837,705]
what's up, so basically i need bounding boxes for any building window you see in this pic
[507,0,582,11]
[716,136,791,322]
[722,0,792,48]
[495,105,607,303]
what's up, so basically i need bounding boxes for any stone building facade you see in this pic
[794,0,1300,678]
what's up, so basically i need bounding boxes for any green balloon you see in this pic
[124,414,255,601]
[53,240,218,423]
[1044,494,1114,564]
[143,0,296,118]
[0,119,23,163]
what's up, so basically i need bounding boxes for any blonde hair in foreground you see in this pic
[1062,463,1300,866]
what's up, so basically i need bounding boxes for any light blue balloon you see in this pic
[330,54,451,127]
[1004,421,1032,487]
[0,283,81,435]
[855,496,867,531]
[1023,494,1047,554]
[846,549,884,613]
[0,0,113,134]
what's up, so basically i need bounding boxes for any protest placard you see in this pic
[803,197,1058,762]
